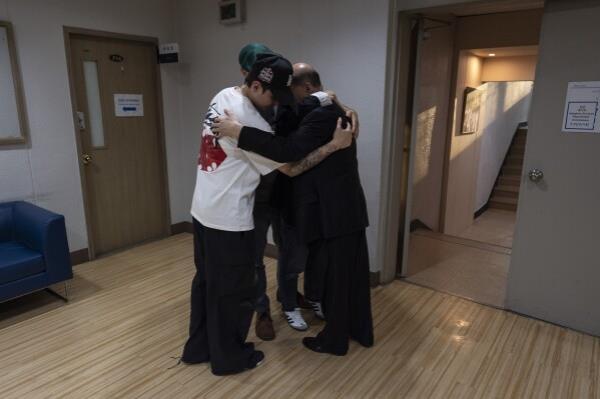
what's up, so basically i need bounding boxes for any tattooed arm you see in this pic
[278,117,353,177]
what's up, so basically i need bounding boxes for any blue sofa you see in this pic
[0,201,73,303]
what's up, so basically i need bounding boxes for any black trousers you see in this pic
[253,202,281,314]
[182,219,257,375]
[314,229,374,355]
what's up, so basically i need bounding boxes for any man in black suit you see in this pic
[213,63,374,356]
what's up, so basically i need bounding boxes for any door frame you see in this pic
[377,5,424,283]
[379,1,546,283]
[63,26,172,260]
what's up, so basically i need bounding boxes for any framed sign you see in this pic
[219,0,245,25]
[461,87,481,135]
[0,21,28,146]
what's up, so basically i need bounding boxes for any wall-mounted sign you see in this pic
[562,81,600,133]
[114,94,144,117]
[109,54,124,63]
[158,43,179,64]
[219,0,245,25]
[461,86,482,134]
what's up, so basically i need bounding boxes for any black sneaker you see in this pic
[247,350,265,369]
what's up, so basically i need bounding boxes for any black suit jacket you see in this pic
[238,98,369,242]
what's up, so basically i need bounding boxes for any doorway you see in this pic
[381,2,545,308]
[65,29,171,258]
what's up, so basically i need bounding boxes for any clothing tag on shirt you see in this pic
[311,91,333,107]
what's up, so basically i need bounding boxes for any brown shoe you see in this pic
[255,312,276,341]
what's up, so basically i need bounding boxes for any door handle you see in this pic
[82,154,93,165]
[528,168,544,183]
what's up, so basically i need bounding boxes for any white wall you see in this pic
[0,0,186,252]
[174,0,389,270]
[475,81,532,210]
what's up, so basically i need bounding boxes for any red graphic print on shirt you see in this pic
[198,103,226,172]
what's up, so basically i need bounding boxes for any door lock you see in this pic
[82,154,93,165]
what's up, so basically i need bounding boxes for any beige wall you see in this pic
[482,55,538,82]
[455,9,543,50]
[411,20,454,231]
[443,52,483,236]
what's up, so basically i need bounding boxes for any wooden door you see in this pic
[69,34,169,256]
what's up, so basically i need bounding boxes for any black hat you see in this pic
[246,53,295,106]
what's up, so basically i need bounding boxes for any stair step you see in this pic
[495,184,520,193]
[506,155,524,163]
[503,164,523,172]
[505,158,524,168]
[490,195,518,205]
[502,167,523,176]
[514,134,527,142]
[498,176,521,186]
[492,189,519,199]
[489,201,518,211]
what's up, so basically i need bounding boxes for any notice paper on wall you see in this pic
[562,82,600,133]
[114,94,144,117]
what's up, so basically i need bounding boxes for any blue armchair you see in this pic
[0,201,73,303]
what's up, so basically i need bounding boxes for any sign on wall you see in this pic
[114,94,144,117]
[158,43,179,64]
[562,82,600,133]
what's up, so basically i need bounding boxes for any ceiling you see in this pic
[415,0,545,17]
[470,45,539,58]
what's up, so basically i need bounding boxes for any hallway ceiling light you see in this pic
[488,53,496,57]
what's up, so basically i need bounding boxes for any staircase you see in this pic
[489,126,527,211]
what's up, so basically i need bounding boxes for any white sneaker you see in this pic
[308,300,325,320]
[283,308,308,331]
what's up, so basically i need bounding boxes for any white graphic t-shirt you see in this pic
[191,87,283,231]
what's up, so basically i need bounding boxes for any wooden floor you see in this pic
[407,230,510,308]
[1,234,599,398]
[456,209,517,249]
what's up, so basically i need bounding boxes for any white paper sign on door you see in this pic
[562,82,600,133]
[114,94,144,117]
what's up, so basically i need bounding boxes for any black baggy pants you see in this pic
[314,229,374,355]
[182,219,257,375]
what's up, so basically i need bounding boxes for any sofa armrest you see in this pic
[12,202,72,280]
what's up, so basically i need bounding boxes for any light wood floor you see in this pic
[456,209,517,249]
[1,234,599,398]
[407,230,510,308]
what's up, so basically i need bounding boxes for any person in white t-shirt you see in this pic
[180,53,353,376]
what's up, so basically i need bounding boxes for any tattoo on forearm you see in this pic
[286,143,337,177]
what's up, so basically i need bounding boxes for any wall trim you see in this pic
[171,221,193,235]
[474,203,490,219]
[370,271,381,287]
[70,248,90,266]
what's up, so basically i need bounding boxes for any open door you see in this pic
[378,12,423,283]
[507,0,600,335]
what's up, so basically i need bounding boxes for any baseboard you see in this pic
[410,219,431,232]
[474,202,490,219]
[70,248,90,266]
[264,243,279,259]
[370,271,380,287]
[171,221,193,235]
